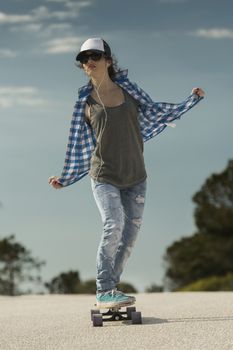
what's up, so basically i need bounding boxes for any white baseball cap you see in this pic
[76,37,111,61]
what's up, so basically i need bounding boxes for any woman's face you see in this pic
[81,51,110,79]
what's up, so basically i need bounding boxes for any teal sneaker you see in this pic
[96,289,136,308]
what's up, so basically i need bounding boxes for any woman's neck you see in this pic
[91,74,115,94]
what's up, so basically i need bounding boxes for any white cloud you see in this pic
[65,1,92,11]
[32,2,91,20]
[0,12,32,24]
[0,2,92,25]
[0,2,91,56]
[10,23,43,33]
[46,0,71,2]
[43,36,84,54]
[45,0,92,8]
[10,22,72,37]
[0,49,18,58]
[44,23,72,31]
[0,86,38,95]
[192,28,233,39]
[159,0,187,3]
[0,86,48,108]
[31,6,72,21]
[39,23,72,38]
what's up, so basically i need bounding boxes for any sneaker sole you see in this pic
[96,299,135,309]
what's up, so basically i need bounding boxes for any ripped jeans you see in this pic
[91,178,147,293]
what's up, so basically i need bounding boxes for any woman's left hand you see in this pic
[191,87,205,97]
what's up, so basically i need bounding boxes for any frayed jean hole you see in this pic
[135,195,145,204]
[109,192,119,198]
[132,218,142,228]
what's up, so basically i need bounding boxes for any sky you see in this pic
[0,0,233,293]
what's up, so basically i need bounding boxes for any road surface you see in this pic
[0,292,233,349]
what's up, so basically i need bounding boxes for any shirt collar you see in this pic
[78,69,129,99]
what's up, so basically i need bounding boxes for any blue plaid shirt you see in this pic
[59,69,204,187]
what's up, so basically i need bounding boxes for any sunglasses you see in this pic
[79,52,103,64]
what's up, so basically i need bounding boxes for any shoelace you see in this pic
[98,289,132,298]
[111,289,123,296]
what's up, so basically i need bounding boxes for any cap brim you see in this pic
[76,49,103,61]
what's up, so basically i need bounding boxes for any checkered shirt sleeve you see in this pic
[58,100,95,187]
[118,79,204,142]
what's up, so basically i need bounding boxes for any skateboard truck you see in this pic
[91,306,142,327]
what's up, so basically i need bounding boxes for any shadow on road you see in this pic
[167,316,233,323]
[122,317,168,325]
[137,316,233,325]
[141,317,168,324]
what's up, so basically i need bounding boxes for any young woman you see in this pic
[49,38,205,308]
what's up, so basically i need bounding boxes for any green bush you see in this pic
[117,282,138,293]
[178,272,233,291]
[145,283,163,293]
[78,279,96,294]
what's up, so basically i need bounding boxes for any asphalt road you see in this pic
[0,292,233,350]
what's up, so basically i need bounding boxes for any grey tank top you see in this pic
[87,89,147,188]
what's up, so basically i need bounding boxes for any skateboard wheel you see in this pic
[126,306,136,319]
[131,311,142,325]
[114,315,120,321]
[91,309,100,321]
[92,314,103,327]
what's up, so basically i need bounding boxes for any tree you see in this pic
[164,233,233,290]
[145,283,163,293]
[45,270,81,294]
[163,160,233,290]
[178,273,233,291]
[193,159,233,236]
[0,235,45,296]
[78,279,96,294]
[117,282,138,293]
[45,272,138,294]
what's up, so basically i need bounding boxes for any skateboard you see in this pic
[91,303,142,327]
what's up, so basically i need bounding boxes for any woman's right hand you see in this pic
[48,176,63,189]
